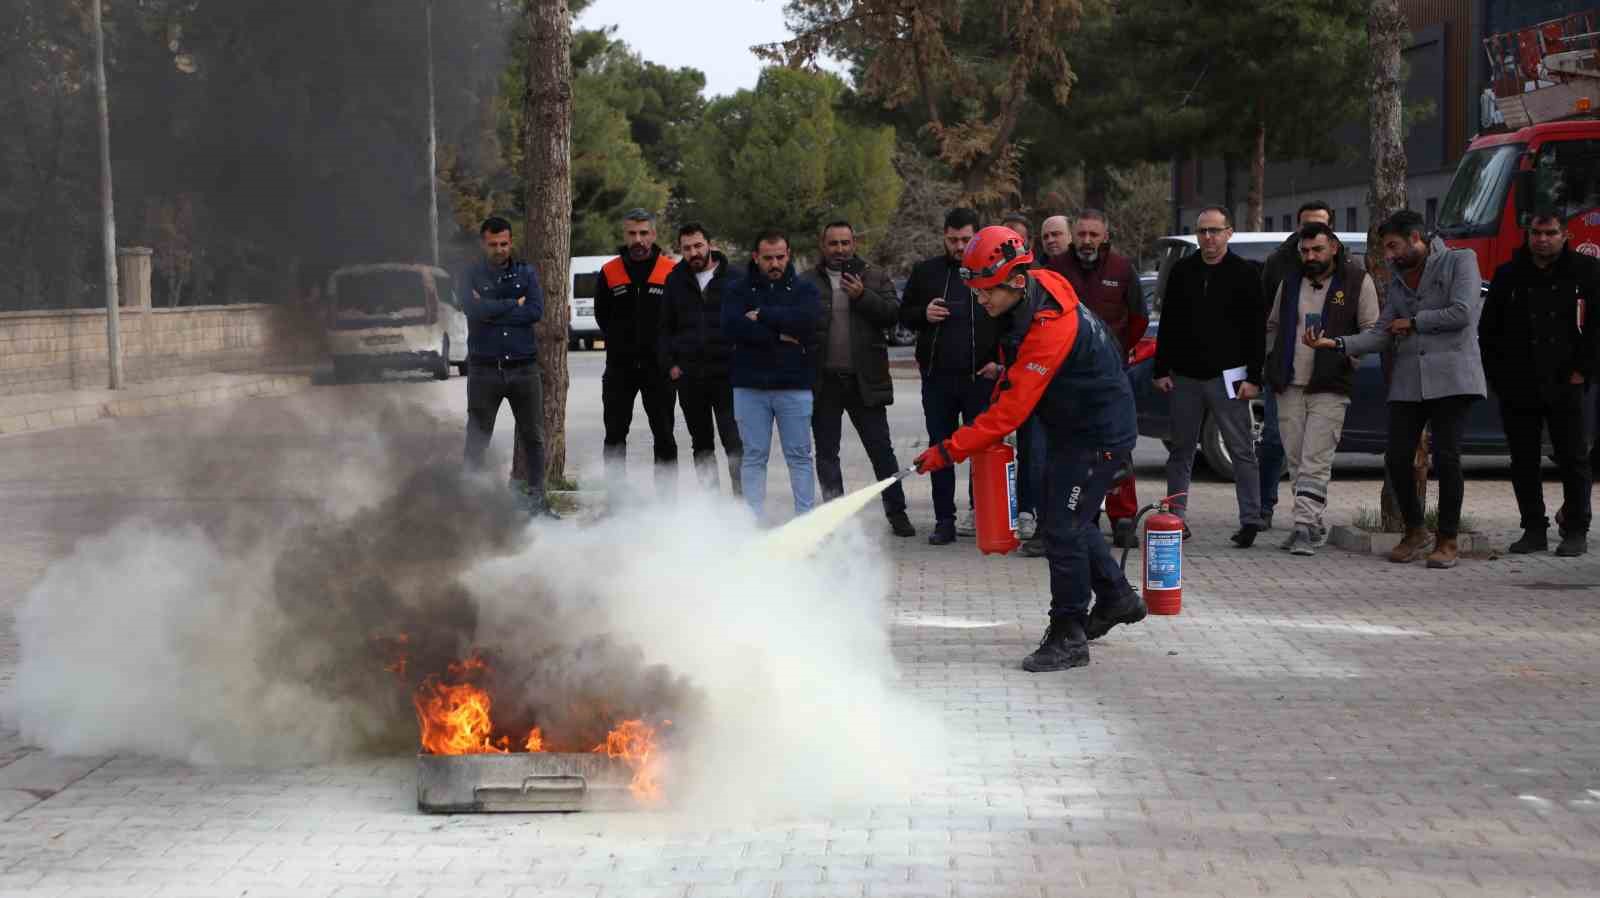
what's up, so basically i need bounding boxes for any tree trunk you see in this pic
[1246,111,1265,232]
[1368,0,1411,532]
[520,0,574,487]
[1222,153,1237,218]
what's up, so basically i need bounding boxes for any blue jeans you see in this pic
[734,388,815,519]
[1258,389,1286,518]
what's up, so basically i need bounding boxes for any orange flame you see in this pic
[413,679,511,755]
[524,727,544,752]
[593,719,666,802]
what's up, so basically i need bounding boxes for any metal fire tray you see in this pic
[417,752,638,813]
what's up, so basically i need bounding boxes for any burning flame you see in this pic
[593,719,667,802]
[403,650,669,803]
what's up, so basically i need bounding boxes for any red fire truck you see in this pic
[1438,10,1600,280]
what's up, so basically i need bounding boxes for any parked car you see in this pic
[324,263,466,381]
[1126,232,1573,481]
[568,255,609,351]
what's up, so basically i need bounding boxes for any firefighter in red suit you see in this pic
[915,227,1148,672]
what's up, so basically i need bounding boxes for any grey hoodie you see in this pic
[1342,237,1485,402]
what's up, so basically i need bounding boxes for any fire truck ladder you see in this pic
[1484,10,1600,128]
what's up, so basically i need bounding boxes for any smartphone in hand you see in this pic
[1304,312,1323,333]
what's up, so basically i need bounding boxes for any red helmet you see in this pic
[959,226,1034,289]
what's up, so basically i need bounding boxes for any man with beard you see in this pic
[659,223,742,495]
[1479,211,1598,557]
[724,230,822,521]
[800,221,915,537]
[460,216,557,518]
[1264,222,1378,555]
[1058,210,1148,550]
[1258,201,1334,530]
[1308,209,1485,568]
[596,209,679,500]
[898,208,1005,545]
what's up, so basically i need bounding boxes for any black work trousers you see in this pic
[1044,448,1135,619]
[1385,395,1475,537]
[813,371,907,517]
[676,374,743,492]
[1503,385,1592,534]
[465,360,545,504]
[602,351,678,468]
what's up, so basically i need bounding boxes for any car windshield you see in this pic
[1437,143,1523,237]
[332,269,429,328]
[573,272,600,300]
[1533,139,1600,220]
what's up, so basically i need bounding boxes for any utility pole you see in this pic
[425,0,441,268]
[92,0,123,388]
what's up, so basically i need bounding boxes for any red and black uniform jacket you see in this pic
[944,269,1138,464]
[1057,248,1148,357]
[596,246,675,357]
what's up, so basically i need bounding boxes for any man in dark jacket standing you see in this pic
[724,230,822,521]
[1060,209,1148,549]
[460,216,554,518]
[801,221,915,537]
[1257,201,1333,530]
[1153,206,1267,546]
[596,209,678,499]
[1480,211,1598,557]
[899,207,1006,545]
[660,222,742,495]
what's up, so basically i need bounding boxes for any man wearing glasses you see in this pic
[1152,207,1268,547]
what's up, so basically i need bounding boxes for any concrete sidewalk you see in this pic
[0,368,315,438]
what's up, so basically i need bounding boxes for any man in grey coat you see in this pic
[803,221,916,537]
[1307,209,1485,568]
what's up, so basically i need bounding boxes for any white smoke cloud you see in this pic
[3,453,942,819]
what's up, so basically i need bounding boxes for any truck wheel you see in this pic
[1200,414,1237,482]
[434,337,451,380]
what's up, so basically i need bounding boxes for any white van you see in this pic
[324,263,468,380]
[568,255,610,350]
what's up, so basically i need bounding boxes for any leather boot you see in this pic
[1021,615,1090,672]
[1508,527,1548,554]
[1086,587,1147,641]
[1426,534,1459,569]
[1388,527,1431,563]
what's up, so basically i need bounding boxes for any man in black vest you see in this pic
[596,209,679,500]
[1480,211,1599,557]
[1264,223,1378,555]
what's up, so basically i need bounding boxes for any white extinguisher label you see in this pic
[1005,459,1018,533]
[1145,530,1183,591]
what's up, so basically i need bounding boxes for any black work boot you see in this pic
[1509,527,1549,554]
[1021,616,1090,672]
[1086,587,1147,641]
[1230,524,1261,548]
[928,520,956,546]
[888,511,916,538]
[1556,531,1588,557]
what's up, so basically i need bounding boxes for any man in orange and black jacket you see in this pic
[595,208,679,499]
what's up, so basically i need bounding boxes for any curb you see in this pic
[1329,525,1497,559]
[0,373,314,438]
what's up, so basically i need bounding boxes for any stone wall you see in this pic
[0,305,311,396]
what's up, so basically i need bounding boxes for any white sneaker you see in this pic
[956,509,977,537]
[1017,511,1038,541]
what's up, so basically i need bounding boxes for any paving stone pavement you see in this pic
[1,358,1597,897]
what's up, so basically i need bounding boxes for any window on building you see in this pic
[1346,207,1358,232]
[1278,214,1288,231]
[1426,197,1438,229]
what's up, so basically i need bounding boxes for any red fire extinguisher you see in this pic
[1138,498,1185,615]
[970,442,1021,555]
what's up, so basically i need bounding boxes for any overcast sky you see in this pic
[575,0,839,98]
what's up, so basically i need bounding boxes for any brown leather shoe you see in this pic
[1387,527,1431,563]
[1426,535,1459,569]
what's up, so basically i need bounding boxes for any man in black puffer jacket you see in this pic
[660,223,742,495]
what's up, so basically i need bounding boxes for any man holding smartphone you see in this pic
[802,221,916,537]
[1263,222,1378,555]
